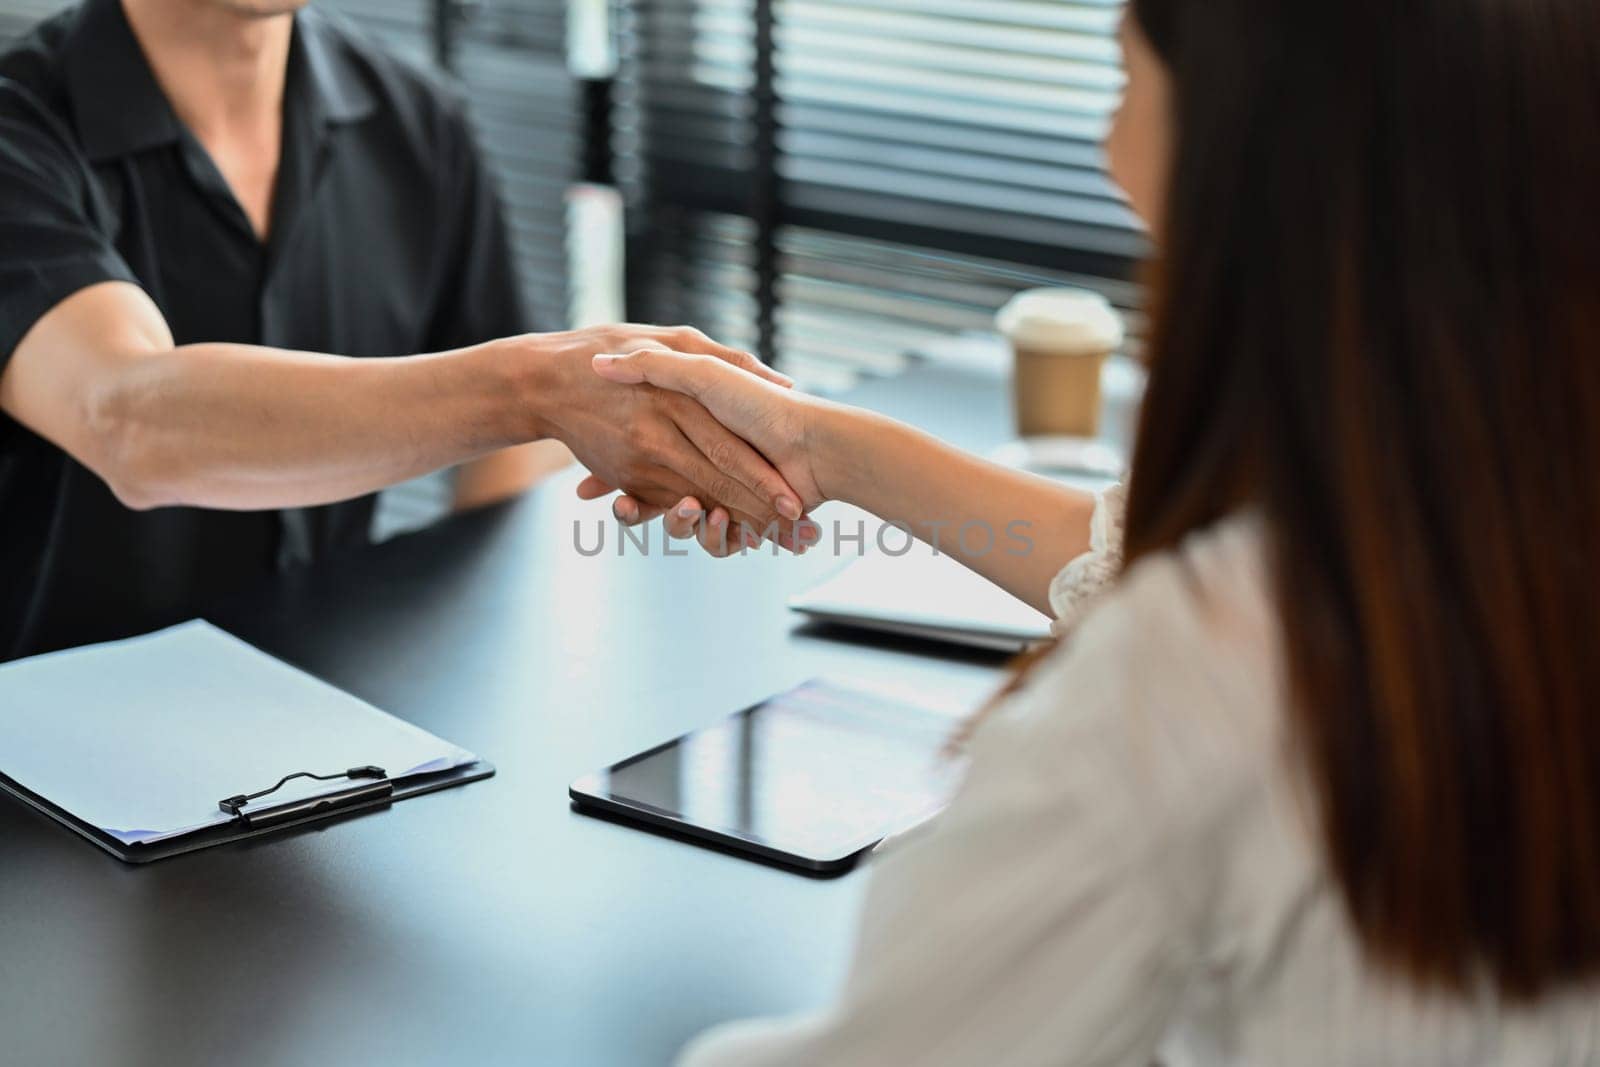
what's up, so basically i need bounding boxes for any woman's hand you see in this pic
[529,328,807,543]
[580,348,831,556]
[579,344,1098,610]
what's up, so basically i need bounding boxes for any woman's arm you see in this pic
[589,349,1098,616]
[812,404,1095,615]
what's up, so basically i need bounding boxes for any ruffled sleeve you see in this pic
[1048,481,1127,634]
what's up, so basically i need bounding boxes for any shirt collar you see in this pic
[64,0,377,165]
[291,7,378,130]
[63,0,182,162]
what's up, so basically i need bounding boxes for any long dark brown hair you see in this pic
[1112,0,1600,1000]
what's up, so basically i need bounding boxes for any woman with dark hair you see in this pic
[605,0,1600,1061]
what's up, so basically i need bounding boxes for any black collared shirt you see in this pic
[0,0,529,660]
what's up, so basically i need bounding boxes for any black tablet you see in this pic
[569,679,966,874]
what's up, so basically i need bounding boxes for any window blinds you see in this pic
[320,0,578,331]
[617,0,1146,387]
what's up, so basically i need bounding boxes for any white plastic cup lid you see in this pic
[996,287,1124,354]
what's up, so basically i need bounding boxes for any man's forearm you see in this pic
[3,282,802,525]
[0,282,550,511]
[86,338,540,510]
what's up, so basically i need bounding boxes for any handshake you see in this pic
[519,322,834,557]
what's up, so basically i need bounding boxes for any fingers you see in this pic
[592,349,720,401]
[667,442,786,533]
[715,348,793,389]
[602,484,806,556]
[662,497,703,541]
[595,388,796,529]
[582,477,707,539]
[664,498,782,558]
[696,506,739,558]
[667,397,804,522]
[576,471,804,554]
[649,470,802,554]
[575,474,667,526]
[613,494,669,526]
[647,325,793,388]
[575,473,615,501]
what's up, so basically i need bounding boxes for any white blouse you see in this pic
[679,511,1600,1066]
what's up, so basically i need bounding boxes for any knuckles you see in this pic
[705,477,741,512]
[703,437,742,476]
[670,325,709,348]
[622,403,669,453]
[617,459,654,490]
[657,391,701,423]
[586,322,738,362]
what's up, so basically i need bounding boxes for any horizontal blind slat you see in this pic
[619,0,1143,385]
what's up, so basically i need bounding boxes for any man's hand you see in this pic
[580,346,834,556]
[518,324,808,545]
[0,287,804,521]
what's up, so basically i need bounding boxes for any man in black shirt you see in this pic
[0,0,803,660]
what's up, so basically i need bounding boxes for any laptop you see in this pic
[788,542,1053,653]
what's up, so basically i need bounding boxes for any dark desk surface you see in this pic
[0,364,1015,1067]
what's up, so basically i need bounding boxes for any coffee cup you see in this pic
[997,288,1124,438]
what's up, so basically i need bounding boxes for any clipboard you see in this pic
[0,621,495,864]
[0,758,494,864]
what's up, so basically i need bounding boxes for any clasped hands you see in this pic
[534,323,827,555]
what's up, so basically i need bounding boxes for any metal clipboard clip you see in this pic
[218,765,392,829]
